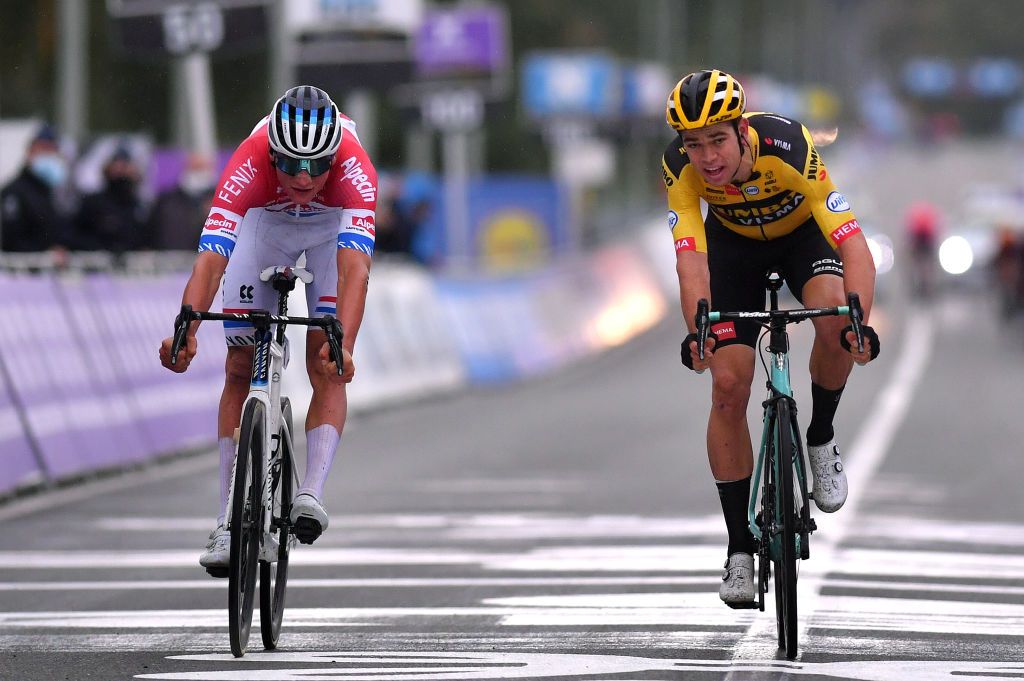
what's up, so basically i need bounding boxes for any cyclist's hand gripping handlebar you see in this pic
[170,304,194,366]
[323,315,345,376]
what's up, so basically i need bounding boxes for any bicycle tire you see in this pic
[774,397,799,660]
[760,405,783,645]
[229,399,264,658]
[260,397,293,650]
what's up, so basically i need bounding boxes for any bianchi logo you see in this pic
[140,653,1024,680]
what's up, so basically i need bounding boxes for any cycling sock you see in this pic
[299,424,340,499]
[717,477,756,556]
[217,436,235,526]
[806,383,845,447]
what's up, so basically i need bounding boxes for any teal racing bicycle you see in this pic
[695,270,866,660]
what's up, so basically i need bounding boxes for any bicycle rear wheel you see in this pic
[773,397,799,660]
[229,399,264,658]
[260,397,294,650]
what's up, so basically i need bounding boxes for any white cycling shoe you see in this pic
[808,438,848,513]
[720,552,753,606]
[199,524,230,574]
[719,552,756,607]
[291,492,329,545]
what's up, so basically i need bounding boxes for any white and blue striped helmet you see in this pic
[267,85,343,159]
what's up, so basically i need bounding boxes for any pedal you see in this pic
[205,566,229,579]
[726,600,759,610]
[292,517,323,545]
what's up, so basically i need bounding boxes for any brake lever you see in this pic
[324,315,345,376]
[170,304,194,365]
[695,298,710,361]
[847,292,865,354]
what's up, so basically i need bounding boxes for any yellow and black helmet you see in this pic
[666,69,746,131]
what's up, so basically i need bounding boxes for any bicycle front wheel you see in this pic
[229,399,264,658]
[260,397,294,650]
[773,397,799,660]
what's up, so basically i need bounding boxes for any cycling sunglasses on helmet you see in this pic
[273,153,334,177]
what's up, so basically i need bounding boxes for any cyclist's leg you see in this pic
[291,234,346,541]
[302,327,346,495]
[705,219,764,603]
[784,227,850,512]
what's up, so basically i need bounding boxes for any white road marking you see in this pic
[2,543,1020,582]
[0,576,722,591]
[3,574,1020,596]
[130,652,1024,681]
[4,590,1024,637]
[89,512,1024,546]
[92,513,728,539]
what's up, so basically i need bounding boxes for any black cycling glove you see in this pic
[839,324,880,361]
[680,331,717,371]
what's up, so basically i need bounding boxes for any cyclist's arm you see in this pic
[837,233,875,321]
[663,153,710,330]
[677,250,711,333]
[335,247,371,354]
[181,250,229,334]
[792,126,876,320]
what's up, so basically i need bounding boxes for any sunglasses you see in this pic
[273,153,334,177]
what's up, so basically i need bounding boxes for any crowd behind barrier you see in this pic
[0,220,674,499]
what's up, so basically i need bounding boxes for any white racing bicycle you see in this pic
[170,265,345,657]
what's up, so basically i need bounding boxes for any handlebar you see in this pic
[170,305,346,376]
[692,293,866,355]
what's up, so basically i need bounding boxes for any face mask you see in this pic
[29,154,67,188]
[108,176,137,195]
[180,170,214,196]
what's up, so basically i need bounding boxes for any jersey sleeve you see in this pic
[197,135,273,258]
[662,148,708,254]
[326,133,378,257]
[793,126,861,249]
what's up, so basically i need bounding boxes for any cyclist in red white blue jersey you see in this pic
[158,85,377,571]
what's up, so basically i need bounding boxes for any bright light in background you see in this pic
[938,235,974,275]
[865,234,894,275]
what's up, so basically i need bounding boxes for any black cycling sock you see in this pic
[806,383,845,447]
[717,477,756,556]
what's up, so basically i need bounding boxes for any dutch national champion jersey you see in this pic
[197,115,377,259]
[661,112,860,254]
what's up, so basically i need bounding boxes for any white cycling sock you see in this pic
[217,436,234,526]
[299,424,340,499]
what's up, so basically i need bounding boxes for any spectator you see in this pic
[74,146,148,254]
[146,152,216,250]
[375,196,424,258]
[0,123,73,257]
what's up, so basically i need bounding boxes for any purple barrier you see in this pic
[56,276,154,467]
[86,274,224,459]
[0,275,102,479]
[0,355,44,495]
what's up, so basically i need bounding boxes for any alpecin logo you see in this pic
[204,213,238,231]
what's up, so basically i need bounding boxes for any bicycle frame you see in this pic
[225,317,289,560]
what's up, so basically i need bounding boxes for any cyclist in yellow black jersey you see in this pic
[662,69,880,607]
